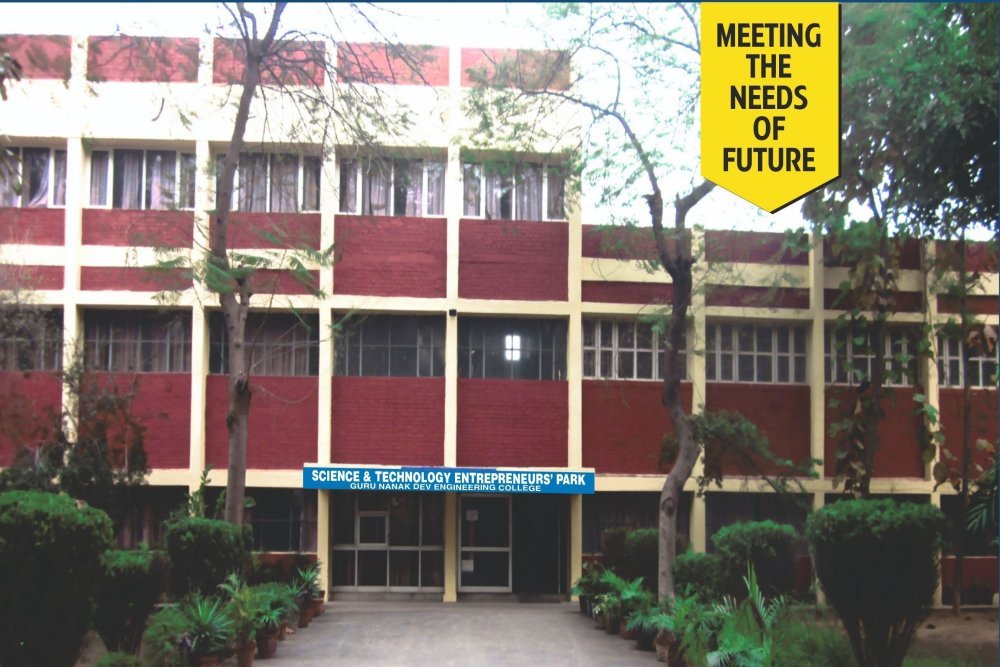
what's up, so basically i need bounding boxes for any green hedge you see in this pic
[165,517,251,597]
[95,548,171,654]
[0,490,113,666]
[807,499,945,667]
[623,528,658,587]
[712,520,797,598]
[601,527,629,574]
[672,551,724,601]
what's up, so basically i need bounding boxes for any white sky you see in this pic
[2,3,827,234]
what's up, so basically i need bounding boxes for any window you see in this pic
[335,315,444,377]
[583,318,687,381]
[215,152,320,213]
[331,492,444,590]
[338,157,445,216]
[459,318,566,380]
[89,149,196,210]
[0,309,62,371]
[938,335,998,388]
[247,489,317,552]
[824,326,918,386]
[84,310,191,373]
[0,147,66,207]
[706,323,806,383]
[209,312,319,377]
[462,161,565,221]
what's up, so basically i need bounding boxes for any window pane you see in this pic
[179,153,196,209]
[113,149,143,209]
[389,494,419,546]
[515,163,542,220]
[617,351,634,378]
[357,551,387,586]
[359,515,386,544]
[720,353,732,380]
[238,153,268,212]
[421,550,444,588]
[145,150,176,210]
[426,161,445,215]
[389,551,419,587]
[793,357,806,383]
[339,158,358,213]
[777,355,789,382]
[546,166,565,220]
[333,495,354,544]
[422,495,443,546]
[636,351,653,379]
[485,167,512,220]
[331,550,355,586]
[757,355,772,382]
[393,159,423,216]
[0,148,18,206]
[22,148,49,207]
[303,156,321,211]
[463,163,480,216]
[270,154,299,213]
[362,159,390,215]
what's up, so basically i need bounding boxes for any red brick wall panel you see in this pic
[705,230,808,265]
[0,208,64,245]
[936,241,999,273]
[459,219,567,301]
[461,48,570,90]
[705,383,812,475]
[941,556,998,594]
[582,225,657,261]
[706,285,811,309]
[0,265,62,290]
[824,237,921,270]
[214,38,324,86]
[87,36,199,82]
[458,379,567,467]
[0,371,62,465]
[82,209,194,247]
[937,295,998,316]
[250,269,320,296]
[0,35,71,79]
[334,215,446,298]
[331,377,444,466]
[939,389,999,474]
[206,376,318,469]
[337,43,448,86]
[582,381,693,474]
[582,281,672,305]
[80,267,190,292]
[824,386,925,478]
[217,213,321,250]
[824,288,923,312]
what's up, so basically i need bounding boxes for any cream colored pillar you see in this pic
[443,492,458,602]
[569,494,583,599]
[689,230,708,552]
[811,492,826,605]
[808,229,828,605]
[188,302,208,483]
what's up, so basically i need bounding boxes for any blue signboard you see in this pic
[303,464,595,495]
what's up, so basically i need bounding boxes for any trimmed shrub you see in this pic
[623,528,658,586]
[712,520,797,598]
[165,517,251,597]
[601,527,629,573]
[95,652,143,667]
[0,490,113,667]
[141,605,187,667]
[807,499,945,667]
[95,548,171,654]
[672,551,724,601]
[772,618,854,667]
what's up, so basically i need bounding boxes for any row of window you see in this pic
[2,147,566,221]
[2,311,995,388]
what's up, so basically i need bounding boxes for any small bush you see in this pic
[672,551,724,601]
[141,605,187,667]
[0,490,113,667]
[807,499,945,667]
[712,520,797,598]
[95,548,170,654]
[95,652,143,667]
[165,517,251,597]
[601,527,629,573]
[772,618,854,667]
[622,528,658,586]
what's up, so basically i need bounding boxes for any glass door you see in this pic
[459,495,511,592]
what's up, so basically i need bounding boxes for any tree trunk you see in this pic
[952,234,972,615]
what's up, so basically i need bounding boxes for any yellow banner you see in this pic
[701,3,840,213]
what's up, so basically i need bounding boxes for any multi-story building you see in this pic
[0,33,996,603]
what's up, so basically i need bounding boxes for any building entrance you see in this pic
[459,495,511,591]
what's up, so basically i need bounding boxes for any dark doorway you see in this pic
[512,494,566,595]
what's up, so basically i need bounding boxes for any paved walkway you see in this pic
[271,601,655,666]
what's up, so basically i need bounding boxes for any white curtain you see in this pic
[270,154,299,213]
[178,154,196,209]
[462,163,480,216]
[0,149,18,207]
[90,151,110,206]
[426,161,445,216]
[516,163,542,220]
[546,167,565,220]
[484,167,512,219]
[239,153,268,212]
[24,149,49,207]
[114,149,143,209]
[395,159,423,216]
[146,150,176,210]
[339,159,358,213]
[362,159,390,215]
[303,156,321,211]
[52,151,67,206]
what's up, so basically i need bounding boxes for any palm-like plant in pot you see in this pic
[296,564,325,619]
[218,574,262,667]
[248,583,296,658]
[182,596,234,667]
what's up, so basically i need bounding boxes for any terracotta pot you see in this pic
[313,591,326,615]
[236,640,256,667]
[193,656,221,667]
[256,629,279,659]
[605,614,620,635]
[298,606,313,628]
[308,596,325,618]
[636,626,656,652]
[277,623,287,641]
[620,623,637,640]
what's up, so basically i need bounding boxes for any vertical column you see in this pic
[688,229,708,552]
[922,240,944,607]
[443,492,458,602]
[808,228,828,604]
[316,308,333,594]
[811,493,826,605]
[61,130,84,439]
[568,494,583,600]
[443,44,463,471]
[189,138,214,494]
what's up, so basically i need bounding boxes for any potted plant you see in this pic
[218,574,261,667]
[249,583,296,655]
[571,562,601,614]
[254,606,284,660]
[182,596,234,667]
[295,564,325,620]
